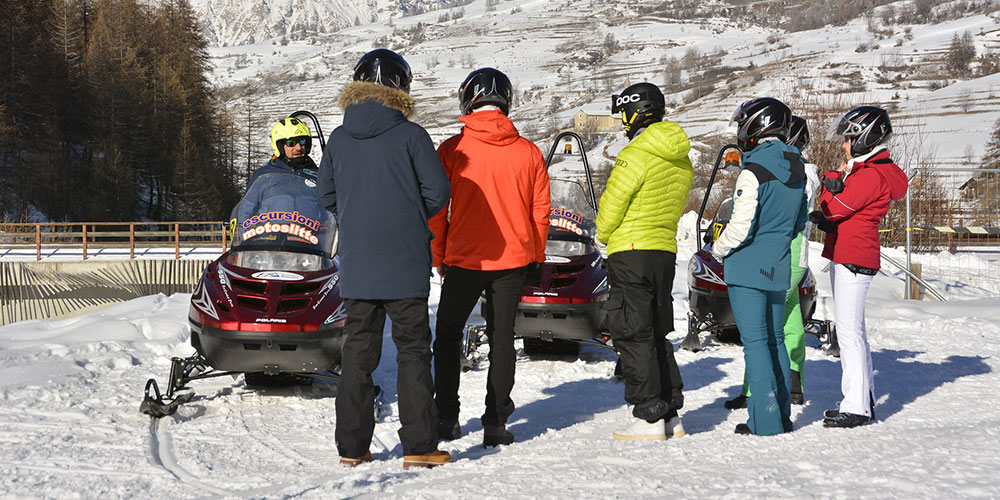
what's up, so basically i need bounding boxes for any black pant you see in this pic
[434,266,526,427]
[606,250,684,418]
[335,298,437,457]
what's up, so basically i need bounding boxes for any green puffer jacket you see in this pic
[596,121,694,255]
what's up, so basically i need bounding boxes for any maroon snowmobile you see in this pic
[681,144,835,354]
[462,132,611,367]
[141,111,351,417]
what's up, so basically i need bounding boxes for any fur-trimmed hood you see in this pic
[337,81,416,140]
[338,81,415,118]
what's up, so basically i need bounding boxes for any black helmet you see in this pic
[459,67,514,115]
[353,48,412,92]
[612,82,665,139]
[730,97,791,152]
[787,115,810,152]
[826,105,892,157]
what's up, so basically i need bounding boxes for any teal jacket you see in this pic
[711,139,808,291]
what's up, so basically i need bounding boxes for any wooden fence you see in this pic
[0,222,228,260]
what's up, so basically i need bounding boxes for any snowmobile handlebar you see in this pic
[290,110,326,153]
[695,144,741,247]
[544,131,597,210]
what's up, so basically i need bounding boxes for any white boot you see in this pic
[665,416,686,438]
[613,416,686,441]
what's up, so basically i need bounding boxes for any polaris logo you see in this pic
[256,318,287,323]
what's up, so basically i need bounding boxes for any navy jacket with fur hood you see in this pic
[318,82,451,299]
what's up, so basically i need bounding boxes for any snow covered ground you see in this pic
[1,216,998,499]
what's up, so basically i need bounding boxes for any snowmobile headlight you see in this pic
[235,251,324,272]
[545,240,587,256]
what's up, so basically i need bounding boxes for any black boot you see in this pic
[483,425,514,447]
[734,423,752,435]
[823,408,840,419]
[438,419,461,441]
[724,395,748,410]
[823,412,872,428]
[790,370,803,405]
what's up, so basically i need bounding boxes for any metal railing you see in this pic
[0,222,228,261]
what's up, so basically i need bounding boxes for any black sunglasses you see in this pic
[284,137,309,148]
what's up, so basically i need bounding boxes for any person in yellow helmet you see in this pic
[235,117,320,235]
[245,117,318,191]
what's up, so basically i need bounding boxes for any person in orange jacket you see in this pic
[430,67,550,448]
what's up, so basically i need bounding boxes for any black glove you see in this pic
[821,174,844,194]
[809,210,836,233]
[526,262,543,283]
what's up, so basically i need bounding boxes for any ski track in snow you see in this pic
[1,218,1000,499]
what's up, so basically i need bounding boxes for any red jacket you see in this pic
[429,110,550,270]
[819,148,908,269]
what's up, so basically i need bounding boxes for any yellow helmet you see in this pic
[270,117,311,157]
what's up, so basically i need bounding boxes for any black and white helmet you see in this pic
[459,67,514,115]
[353,49,412,92]
[612,82,665,139]
[730,97,791,152]
[826,105,892,157]
[787,115,810,152]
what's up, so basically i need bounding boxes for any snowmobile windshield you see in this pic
[548,179,597,245]
[231,172,337,262]
[711,197,734,243]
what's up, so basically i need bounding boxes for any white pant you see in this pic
[830,264,875,417]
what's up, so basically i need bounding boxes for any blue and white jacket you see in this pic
[711,138,809,291]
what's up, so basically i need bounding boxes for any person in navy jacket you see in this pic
[712,97,808,436]
[317,49,452,469]
[812,105,908,429]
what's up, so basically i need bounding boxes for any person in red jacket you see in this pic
[811,105,908,428]
[430,67,550,448]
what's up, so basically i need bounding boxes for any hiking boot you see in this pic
[402,450,451,469]
[724,395,748,410]
[823,408,840,419]
[823,412,873,428]
[734,423,752,435]
[340,452,372,467]
[438,419,461,441]
[483,425,515,448]
[790,392,804,405]
[612,416,685,441]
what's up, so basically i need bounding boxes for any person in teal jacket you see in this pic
[725,115,819,410]
[598,82,694,441]
[712,97,808,436]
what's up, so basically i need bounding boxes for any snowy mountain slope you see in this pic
[190,0,470,46]
[204,0,1000,173]
[1,214,998,498]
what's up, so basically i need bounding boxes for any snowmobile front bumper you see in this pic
[191,321,346,374]
[515,301,605,341]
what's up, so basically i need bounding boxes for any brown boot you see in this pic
[340,451,372,467]
[402,450,451,470]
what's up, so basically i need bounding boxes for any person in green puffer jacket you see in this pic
[597,82,694,441]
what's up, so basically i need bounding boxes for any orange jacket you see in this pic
[430,110,550,270]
